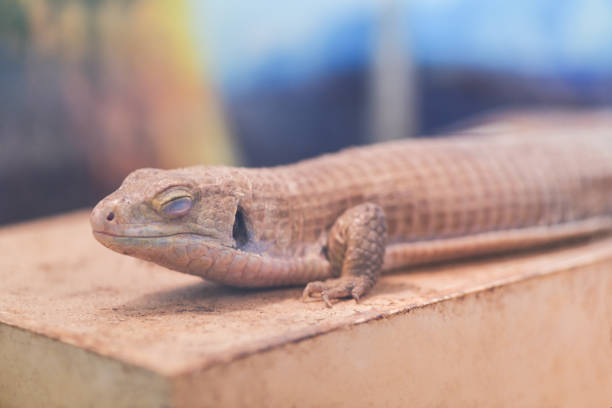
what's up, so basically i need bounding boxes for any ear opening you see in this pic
[232,206,250,249]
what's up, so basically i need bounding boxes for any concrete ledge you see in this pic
[1,211,611,407]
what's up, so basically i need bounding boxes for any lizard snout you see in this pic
[90,197,125,236]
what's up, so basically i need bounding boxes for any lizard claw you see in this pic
[302,276,371,307]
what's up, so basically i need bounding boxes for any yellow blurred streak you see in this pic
[121,0,238,168]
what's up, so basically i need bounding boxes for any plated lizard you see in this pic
[90,133,612,306]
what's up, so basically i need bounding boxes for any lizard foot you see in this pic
[302,276,373,308]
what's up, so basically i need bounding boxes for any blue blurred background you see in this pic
[1,0,611,224]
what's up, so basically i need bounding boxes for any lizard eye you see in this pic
[161,196,193,218]
[153,186,195,218]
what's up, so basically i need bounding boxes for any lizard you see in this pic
[90,133,612,307]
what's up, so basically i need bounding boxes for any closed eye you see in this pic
[162,196,193,218]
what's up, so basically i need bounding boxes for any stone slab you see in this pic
[1,212,611,407]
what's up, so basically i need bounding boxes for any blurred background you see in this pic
[1,0,611,225]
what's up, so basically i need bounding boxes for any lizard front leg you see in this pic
[302,203,387,307]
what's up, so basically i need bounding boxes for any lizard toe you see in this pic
[302,276,372,307]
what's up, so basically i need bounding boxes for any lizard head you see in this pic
[90,167,254,282]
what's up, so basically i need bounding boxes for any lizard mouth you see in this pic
[92,230,236,251]
[94,230,207,239]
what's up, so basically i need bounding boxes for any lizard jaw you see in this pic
[92,230,238,277]
[92,230,311,288]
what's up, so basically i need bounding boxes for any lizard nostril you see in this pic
[106,212,115,222]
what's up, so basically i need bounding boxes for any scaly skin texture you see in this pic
[90,134,612,306]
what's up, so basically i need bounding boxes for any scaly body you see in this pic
[91,134,612,306]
